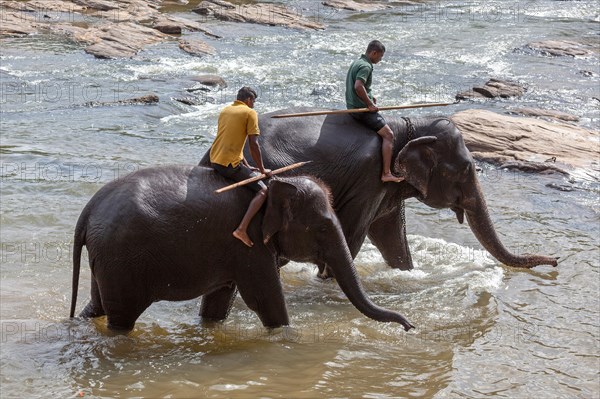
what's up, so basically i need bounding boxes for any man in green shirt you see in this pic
[346,40,403,183]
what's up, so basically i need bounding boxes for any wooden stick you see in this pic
[271,102,455,119]
[215,161,311,193]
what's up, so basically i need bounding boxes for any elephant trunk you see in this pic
[462,179,558,268]
[324,240,415,331]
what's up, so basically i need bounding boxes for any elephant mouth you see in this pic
[451,206,465,224]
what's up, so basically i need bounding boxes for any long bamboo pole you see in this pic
[271,102,455,119]
[215,161,310,193]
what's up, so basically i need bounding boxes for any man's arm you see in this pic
[354,80,378,112]
[248,135,272,177]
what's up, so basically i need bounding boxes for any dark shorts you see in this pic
[350,111,387,132]
[212,162,267,193]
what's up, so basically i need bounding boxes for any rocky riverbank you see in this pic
[2,0,598,178]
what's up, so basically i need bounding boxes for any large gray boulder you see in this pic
[451,109,599,174]
[194,0,325,30]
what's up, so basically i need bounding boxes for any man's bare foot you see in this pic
[381,173,404,183]
[233,229,254,247]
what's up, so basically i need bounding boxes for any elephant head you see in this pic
[262,177,415,331]
[393,118,558,269]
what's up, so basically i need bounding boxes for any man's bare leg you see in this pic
[377,125,404,183]
[233,188,268,247]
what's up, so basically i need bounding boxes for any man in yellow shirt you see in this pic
[210,87,272,247]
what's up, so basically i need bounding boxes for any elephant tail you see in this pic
[70,206,89,318]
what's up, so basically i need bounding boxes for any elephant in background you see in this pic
[201,109,557,276]
[70,166,415,332]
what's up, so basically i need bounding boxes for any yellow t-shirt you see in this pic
[209,100,260,167]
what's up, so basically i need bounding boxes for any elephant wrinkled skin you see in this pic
[70,166,415,332]
[200,108,558,275]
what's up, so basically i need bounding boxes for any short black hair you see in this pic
[237,86,257,101]
[366,40,385,54]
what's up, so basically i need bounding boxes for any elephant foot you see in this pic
[391,261,414,271]
[106,323,135,335]
[199,317,225,327]
[317,267,334,280]
[79,301,106,319]
[106,316,136,333]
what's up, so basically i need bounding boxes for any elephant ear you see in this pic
[393,136,438,198]
[262,180,297,244]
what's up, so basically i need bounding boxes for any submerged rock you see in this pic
[451,109,599,172]
[456,79,526,100]
[498,160,570,175]
[545,183,576,192]
[525,40,594,57]
[153,21,182,35]
[173,96,206,106]
[85,93,159,107]
[179,39,216,57]
[191,75,227,89]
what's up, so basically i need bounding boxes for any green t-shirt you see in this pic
[345,54,373,109]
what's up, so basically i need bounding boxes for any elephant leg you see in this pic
[200,284,238,322]
[236,267,289,328]
[79,277,106,318]
[367,201,414,270]
[316,261,329,279]
[101,279,151,333]
[103,298,150,333]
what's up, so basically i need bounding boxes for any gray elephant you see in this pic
[200,110,558,277]
[70,166,415,332]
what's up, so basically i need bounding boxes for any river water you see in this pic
[1,1,599,398]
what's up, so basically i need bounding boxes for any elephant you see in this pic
[69,165,415,332]
[199,109,558,278]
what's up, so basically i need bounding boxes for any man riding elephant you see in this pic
[346,40,403,183]
[209,86,272,247]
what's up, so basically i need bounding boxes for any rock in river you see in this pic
[451,109,599,173]
[193,0,325,30]
[456,79,526,100]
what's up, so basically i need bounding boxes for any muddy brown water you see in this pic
[1,1,598,397]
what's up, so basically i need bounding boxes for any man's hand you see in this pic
[367,102,379,112]
[261,168,273,178]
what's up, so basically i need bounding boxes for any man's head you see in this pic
[366,40,385,64]
[237,86,257,108]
